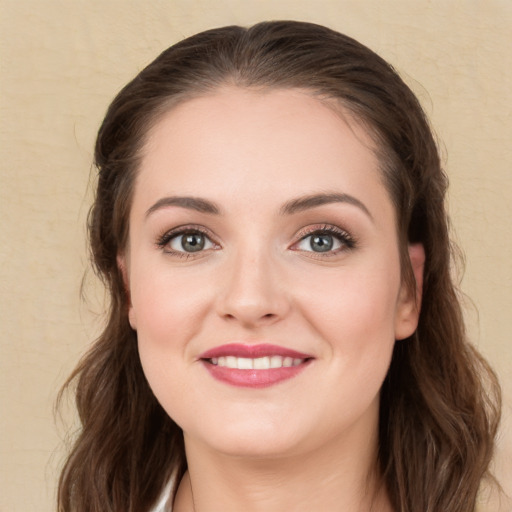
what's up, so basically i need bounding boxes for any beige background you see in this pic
[1,1,511,510]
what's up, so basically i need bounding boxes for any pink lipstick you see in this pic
[198,344,313,388]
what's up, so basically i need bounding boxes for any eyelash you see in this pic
[155,224,356,259]
[292,224,356,256]
[156,225,219,258]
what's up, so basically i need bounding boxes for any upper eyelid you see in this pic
[159,224,215,238]
[294,224,352,239]
[291,224,356,252]
[156,225,219,247]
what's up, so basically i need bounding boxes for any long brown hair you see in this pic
[58,21,501,512]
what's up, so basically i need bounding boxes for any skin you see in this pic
[120,87,424,511]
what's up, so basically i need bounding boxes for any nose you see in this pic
[216,248,291,328]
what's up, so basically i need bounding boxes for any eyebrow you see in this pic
[145,196,221,217]
[280,192,374,221]
[145,192,373,221]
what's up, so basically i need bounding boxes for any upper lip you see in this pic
[198,343,313,360]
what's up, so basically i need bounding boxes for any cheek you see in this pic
[128,264,214,385]
[298,261,401,347]
[130,276,205,420]
[311,268,400,394]
[130,262,209,333]
[294,260,401,405]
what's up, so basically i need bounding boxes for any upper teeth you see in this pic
[210,356,304,370]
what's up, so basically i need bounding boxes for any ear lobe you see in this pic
[395,243,425,340]
[117,255,137,330]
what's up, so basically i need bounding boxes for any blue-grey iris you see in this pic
[311,234,333,252]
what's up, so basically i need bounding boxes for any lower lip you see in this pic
[202,360,311,388]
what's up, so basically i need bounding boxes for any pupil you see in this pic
[182,233,205,252]
[311,234,333,252]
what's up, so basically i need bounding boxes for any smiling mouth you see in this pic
[207,355,306,370]
[199,344,313,388]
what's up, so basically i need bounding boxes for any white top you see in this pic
[150,478,174,512]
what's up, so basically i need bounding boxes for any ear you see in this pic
[117,254,137,330]
[394,243,425,340]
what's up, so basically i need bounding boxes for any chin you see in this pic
[185,416,309,459]
[206,437,303,460]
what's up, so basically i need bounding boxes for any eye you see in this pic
[157,227,217,255]
[292,225,355,254]
[170,231,213,252]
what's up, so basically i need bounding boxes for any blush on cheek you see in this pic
[316,281,398,336]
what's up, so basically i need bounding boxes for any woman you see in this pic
[58,21,501,512]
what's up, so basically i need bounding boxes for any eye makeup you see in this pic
[154,220,357,262]
[155,224,220,258]
[291,223,357,257]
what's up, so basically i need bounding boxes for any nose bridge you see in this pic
[217,238,288,326]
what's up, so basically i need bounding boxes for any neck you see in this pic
[173,417,393,512]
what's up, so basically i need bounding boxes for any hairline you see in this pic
[120,82,412,287]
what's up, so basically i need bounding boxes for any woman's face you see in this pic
[122,87,422,458]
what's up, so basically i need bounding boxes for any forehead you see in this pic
[135,87,390,215]
[144,86,379,157]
